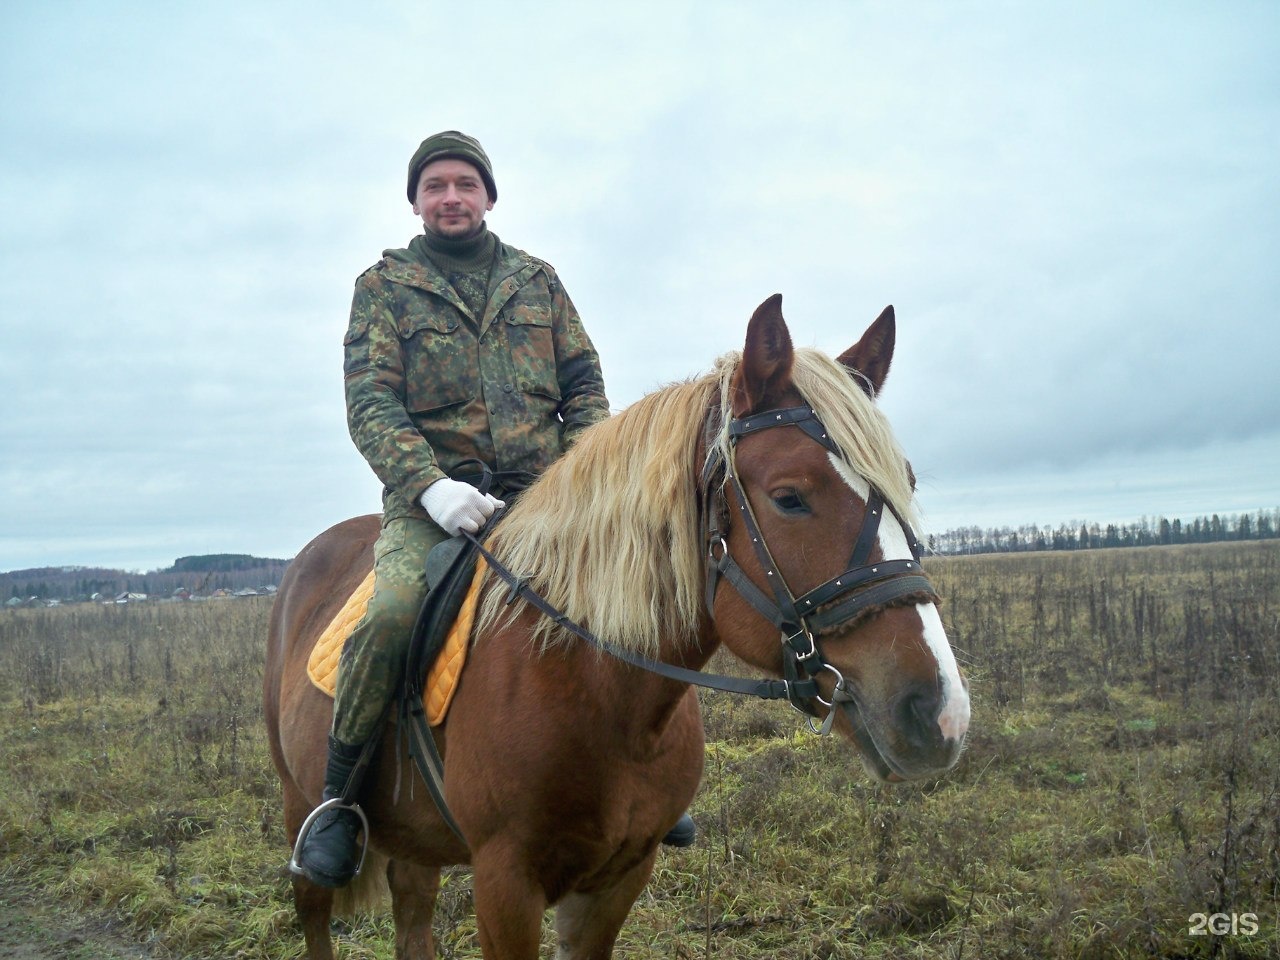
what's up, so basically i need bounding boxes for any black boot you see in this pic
[662,812,696,847]
[291,737,368,888]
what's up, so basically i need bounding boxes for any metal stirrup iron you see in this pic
[288,797,372,880]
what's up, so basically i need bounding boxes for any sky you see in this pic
[1,1,1277,573]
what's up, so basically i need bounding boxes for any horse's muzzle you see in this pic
[840,678,967,782]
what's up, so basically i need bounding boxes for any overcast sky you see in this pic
[2,1,1277,572]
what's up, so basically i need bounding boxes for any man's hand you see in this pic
[420,478,504,536]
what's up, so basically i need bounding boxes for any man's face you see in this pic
[412,158,493,239]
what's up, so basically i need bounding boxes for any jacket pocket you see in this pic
[342,317,372,376]
[503,291,561,404]
[397,306,478,412]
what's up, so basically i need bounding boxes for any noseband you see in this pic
[703,404,938,725]
[463,401,940,740]
[403,402,944,839]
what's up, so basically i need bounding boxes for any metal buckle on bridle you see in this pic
[708,537,728,563]
[782,625,826,675]
[782,625,815,656]
[779,626,835,736]
[778,623,853,737]
[808,664,853,737]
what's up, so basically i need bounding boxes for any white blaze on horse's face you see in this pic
[830,455,971,746]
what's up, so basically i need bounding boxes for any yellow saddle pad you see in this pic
[307,559,486,726]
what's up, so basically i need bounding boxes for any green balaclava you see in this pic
[406,131,497,203]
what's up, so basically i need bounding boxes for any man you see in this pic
[293,131,694,889]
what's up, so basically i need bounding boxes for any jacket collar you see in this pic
[380,234,542,333]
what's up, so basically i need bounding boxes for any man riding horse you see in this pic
[293,130,696,888]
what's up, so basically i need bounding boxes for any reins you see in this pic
[397,400,942,841]
[466,401,939,731]
[463,529,815,704]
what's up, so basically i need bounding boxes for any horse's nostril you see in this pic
[911,693,936,726]
[899,686,943,746]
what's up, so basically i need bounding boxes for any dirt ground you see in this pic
[0,890,153,960]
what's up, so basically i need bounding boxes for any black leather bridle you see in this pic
[390,400,945,846]
[702,403,938,725]
[463,400,939,734]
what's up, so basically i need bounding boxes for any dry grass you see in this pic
[1,542,1278,958]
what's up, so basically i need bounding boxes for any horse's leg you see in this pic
[552,853,657,960]
[291,876,336,960]
[387,859,441,959]
[282,779,337,960]
[472,851,547,959]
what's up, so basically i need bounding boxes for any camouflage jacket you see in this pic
[343,234,609,521]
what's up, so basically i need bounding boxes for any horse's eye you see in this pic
[770,489,809,515]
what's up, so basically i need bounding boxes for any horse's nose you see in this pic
[894,681,949,754]
[892,677,969,765]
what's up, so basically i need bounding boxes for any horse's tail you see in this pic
[332,849,391,918]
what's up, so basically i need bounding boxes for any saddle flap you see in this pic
[307,539,486,727]
[405,534,484,705]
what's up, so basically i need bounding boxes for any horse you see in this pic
[264,294,971,959]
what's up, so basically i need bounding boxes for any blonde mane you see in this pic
[475,347,920,656]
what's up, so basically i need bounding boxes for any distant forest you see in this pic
[6,508,1279,601]
[929,508,1279,555]
[3,554,291,603]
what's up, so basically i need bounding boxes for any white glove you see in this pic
[420,478,504,536]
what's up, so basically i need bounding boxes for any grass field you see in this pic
[1,541,1277,958]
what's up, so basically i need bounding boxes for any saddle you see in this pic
[401,531,487,721]
[305,547,485,727]
[301,514,495,843]
[402,462,525,716]
[308,463,521,726]
[324,462,522,842]
[396,512,505,843]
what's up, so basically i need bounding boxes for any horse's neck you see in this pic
[582,621,721,735]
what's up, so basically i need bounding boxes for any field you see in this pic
[1,541,1277,958]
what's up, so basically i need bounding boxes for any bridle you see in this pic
[463,399,939,736]
[393,399,944,845]
[702,402,938,728]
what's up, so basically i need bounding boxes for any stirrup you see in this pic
[288,797,371,879]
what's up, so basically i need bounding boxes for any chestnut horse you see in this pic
[264,295,970,959]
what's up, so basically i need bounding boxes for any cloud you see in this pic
[1,0,1277,570]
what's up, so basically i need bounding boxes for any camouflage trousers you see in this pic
[331,515,449,746]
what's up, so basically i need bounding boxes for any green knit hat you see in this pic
[406,130,497,203]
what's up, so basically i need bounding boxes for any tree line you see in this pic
[928,508,1279,556]
[7,509,1278,599]
[3,555,291,603]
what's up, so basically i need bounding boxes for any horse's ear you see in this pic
[837,305,895,398]
[731,294,795,416]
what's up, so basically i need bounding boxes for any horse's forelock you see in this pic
[786,348,922,534]
[709,348,920,533]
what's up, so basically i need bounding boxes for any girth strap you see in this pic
[398,694,466,842]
